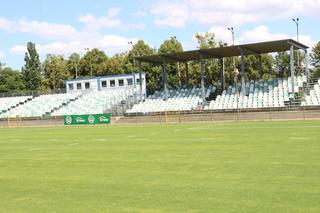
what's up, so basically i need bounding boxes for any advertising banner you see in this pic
[64,114,111,125]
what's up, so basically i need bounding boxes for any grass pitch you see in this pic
[1,120,320,212]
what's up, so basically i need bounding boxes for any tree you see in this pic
[158,38,184,88]
[103,53,129,75]
[194,32,217,49]
[79,48,108,77]
[42,54,70,90]
[127,40,157,94]
[0,67,25,93]
[66,53,80,79]
[22,42,42,90]
[311,41,320,80]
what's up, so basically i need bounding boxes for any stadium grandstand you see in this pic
[0,39,319,122]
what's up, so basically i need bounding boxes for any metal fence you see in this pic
[1,106,320,128]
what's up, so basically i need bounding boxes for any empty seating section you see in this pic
[0,93,81,118]
[0,75,316,118]
[0,96,31,113]
[302,79,320,106]
[126,86,214,114]
[206,76,306,110]
[52,88,138,116]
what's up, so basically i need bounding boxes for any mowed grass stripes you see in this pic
[0,121,320,212]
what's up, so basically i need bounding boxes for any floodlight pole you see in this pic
[228,27,236,70]
[292,18,300,69]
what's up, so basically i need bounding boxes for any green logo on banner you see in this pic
[64,114,111,125]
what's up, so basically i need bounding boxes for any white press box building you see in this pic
[65,73,146,95]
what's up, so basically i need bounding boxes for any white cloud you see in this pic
[0,17,83,41]
[151,0,320,28]
[206,25,316,49]
[151,0,189,27]
[133,10,148,17]
[78,7,121,30]
[10,35,139,56]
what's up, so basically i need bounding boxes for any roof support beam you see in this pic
[161,54,187,63]
[287,40,307,51]
[238,46,259,56]
[198,50,222,59]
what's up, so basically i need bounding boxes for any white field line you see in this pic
[69,143,79,146]
[29,148,40,151]
[90,138,107,141]
[289,137,311,140]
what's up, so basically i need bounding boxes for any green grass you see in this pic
[1,121,320,212]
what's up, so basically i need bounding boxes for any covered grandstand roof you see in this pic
[135,39,308,64]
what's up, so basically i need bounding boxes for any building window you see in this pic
[101,80,107,88]
[68,83,74,90]
[127,78,133,86]
[77,83,82,90]
[110,80,115,87]
[85,82,90,89]
[137,78,144,84]
[118,79,124,86]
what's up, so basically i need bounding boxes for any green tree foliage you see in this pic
[311,41,320,80]
[275,52,290,78]
[80,48,108,77]
[22,42,42,90]
[0,67,25,93]
[42,54,70,90]
[103,53,129,75]
[127,40,157,94]
[66,53,80,79]
[194,32,217,49]
[158,38,184,88]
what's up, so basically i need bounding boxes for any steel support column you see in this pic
[240,48,246,95]
[220,58,225,91]
[185,62,189,88]
[305,50,309,83]
[258,55,262,78]
[200,56,205,100]
[290,45,295,97]
[162,62,168,100]
[138,61,143,101]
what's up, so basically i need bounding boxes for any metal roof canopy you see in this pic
[135,39,308,64]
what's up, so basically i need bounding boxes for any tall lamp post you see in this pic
[292,18,300,69]
[84,48,92,77]
[228,27,236,71]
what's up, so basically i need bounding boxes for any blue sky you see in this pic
[0,0,320,70]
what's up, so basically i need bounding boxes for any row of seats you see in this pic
[302,79,320,106]
[126,86,214,114]
[0,96,31,112]
[0,93,81,118]
[205,76,306,110]
[52,88,138,116]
